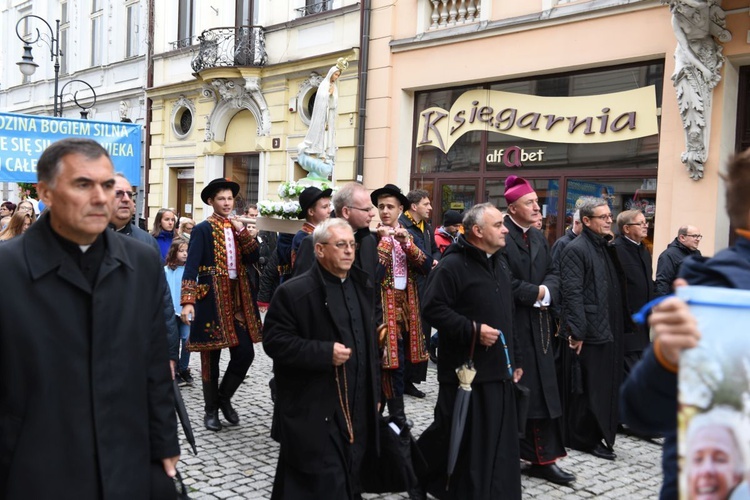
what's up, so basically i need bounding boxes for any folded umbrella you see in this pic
[446,360,476,490]
[173,379,198,455]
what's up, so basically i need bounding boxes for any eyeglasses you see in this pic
[347,205,375,213]
[625,222,648,227]
[589,213,613,221]
[686,234,703,240]
[321,241,357,250]
[115,190,137,199]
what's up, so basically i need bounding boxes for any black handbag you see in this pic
[361,417,427,493]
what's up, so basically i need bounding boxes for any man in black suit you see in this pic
[613,209,655,375]
[0,138,179,498]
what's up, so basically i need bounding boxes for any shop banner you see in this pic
[0,112,142,185]
[416,86,658,153]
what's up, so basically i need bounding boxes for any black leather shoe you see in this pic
[523,463,576,485]
[204,411,222,432]
[589,443,616,461]
[404,382,426,399]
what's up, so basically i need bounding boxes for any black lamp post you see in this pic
[15,15,97,119]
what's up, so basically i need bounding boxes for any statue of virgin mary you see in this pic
[297,57,349,180]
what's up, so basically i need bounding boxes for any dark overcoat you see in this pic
[613,236,654,352]
[418,236,521,499]
[503,219,562,418]
[263,262,381,499]
[0,214,179,499]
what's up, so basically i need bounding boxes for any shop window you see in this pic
[415,131,481,174]
[564,177,657,252]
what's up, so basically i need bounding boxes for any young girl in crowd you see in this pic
[164,238,193,385]
[151,208,177,260]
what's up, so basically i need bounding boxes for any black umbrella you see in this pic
[446,359,476,489]
[173,379,198,455]
[446,322,483,490]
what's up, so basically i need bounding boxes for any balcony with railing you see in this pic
[191,26,267,73]
[428,0,482,30]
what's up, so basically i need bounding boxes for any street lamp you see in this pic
[15,15,97,119]
[59,80,98,120]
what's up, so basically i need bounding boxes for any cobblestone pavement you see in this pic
[178,348,663,499]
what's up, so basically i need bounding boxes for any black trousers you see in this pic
[200,319,255,382]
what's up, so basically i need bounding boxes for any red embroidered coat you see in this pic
[376,229,429,370]
[181,215,262,351]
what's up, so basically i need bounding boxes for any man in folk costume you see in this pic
[398,189,439,399]
[372,184,429,426]
[181,178,263,431]
[502,175,575,486]
[291,186,332,272]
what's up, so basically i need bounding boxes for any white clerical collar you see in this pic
[508,215,530,232]
[624,235,641,246]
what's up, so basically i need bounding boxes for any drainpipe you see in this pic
[355,0,371,182]
[143,0,155,228]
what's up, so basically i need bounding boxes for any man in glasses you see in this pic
[109,173,180,379]
[291,182,377,279]
[655,225,703,297]
[559,197,629,461]
[263,218,380,499]
[613,210,655,376]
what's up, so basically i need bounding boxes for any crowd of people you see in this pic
[3,136,748,500]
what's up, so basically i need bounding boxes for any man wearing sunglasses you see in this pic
[655,225,703,297]
[109,173,181,378]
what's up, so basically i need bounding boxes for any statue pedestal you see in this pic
[256,216,303,234]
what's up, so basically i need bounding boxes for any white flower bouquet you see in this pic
[258,200,301,220]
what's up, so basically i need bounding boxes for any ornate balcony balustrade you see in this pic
[428,0,481,30]
[191,26,267,72]
[295,0,333,17]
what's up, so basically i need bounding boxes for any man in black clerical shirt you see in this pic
[264,218,380,499]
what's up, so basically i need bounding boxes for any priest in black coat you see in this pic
[502,176,574,485]
[263,218,380,499]
[0,139,179,499]
[612,210,655,375]
[418,203,523,500]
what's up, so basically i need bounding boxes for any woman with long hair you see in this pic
[150,208,177,260]
[0,211,33,241]
[16,200,36,221]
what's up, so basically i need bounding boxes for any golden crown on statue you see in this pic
[336,57,349,72]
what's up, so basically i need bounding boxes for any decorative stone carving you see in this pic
[204,77,271,139]
[663,0,732,180]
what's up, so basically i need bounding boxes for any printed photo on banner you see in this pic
[677,286,750,500]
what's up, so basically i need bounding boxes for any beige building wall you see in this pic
[365,0,750,257]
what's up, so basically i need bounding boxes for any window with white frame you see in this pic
[178,0,195,48]
[126,1,140,57]
[91,0,103,66]
[60,0,69,74]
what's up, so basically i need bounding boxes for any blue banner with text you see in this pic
[0,112,142,185]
